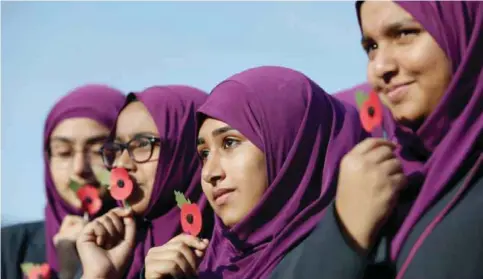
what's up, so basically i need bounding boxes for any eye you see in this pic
[362,40,378,55]
[397,28,419,38]
[57,151,73,158]
[198,149,209,162]
[50,148,73,158]
[223,138,240,149]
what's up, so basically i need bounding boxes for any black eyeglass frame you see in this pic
[100,135,161,169]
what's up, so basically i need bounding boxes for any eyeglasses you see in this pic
[100,135,160,169]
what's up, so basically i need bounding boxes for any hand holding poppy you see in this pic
[53,215,87,247]
[144,234,209,279]
[76,207,136,279]
[335,138,407,250]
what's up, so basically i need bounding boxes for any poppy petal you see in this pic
[109,168,133,200]
[180,203,202,236]
[77,185,102,215]
[359,91,383,132]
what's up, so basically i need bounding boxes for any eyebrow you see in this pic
[197,126,235,146]
[50,135,109,145]
[115,132,159,142]
[212,126,234,137]
[361,18,417,45]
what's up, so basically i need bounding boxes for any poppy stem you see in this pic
[123,200,131,210]
[83,212,89,222]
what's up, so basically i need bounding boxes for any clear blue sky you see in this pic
[1,1,367,226]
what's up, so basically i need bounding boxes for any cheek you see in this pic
[231,154,268,206]
[131,162,159,214]
[399,38,442,76]
[399,38,451,113]
[49,166,70,192]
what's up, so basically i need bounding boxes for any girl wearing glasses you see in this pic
[1,84,125,279]
[76,85,213,279]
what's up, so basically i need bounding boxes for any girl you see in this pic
[76,85,213,279]
[1,84,125,279]
[275,2,483,279]
[142,66,367,279]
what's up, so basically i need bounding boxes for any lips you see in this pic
[384,81,414,103]
[212,188,235,205]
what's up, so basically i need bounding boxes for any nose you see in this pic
[371,46,398,85]
[201,151,225,186]
[72,151,90,179]
[113,149,135,171]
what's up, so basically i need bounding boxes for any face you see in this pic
[110,101,160,215]
[360,1,451,124]
[197,118,268,228]
[49,118,110,208]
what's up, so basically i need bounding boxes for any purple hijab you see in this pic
[117,86,210,279]
[44,84,125,273]
[197,66,368,279]
[356,1,483,260]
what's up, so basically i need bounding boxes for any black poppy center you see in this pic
[117,179,125,188]
[84,197,93,204]
[368,106,375,117]
[186,214,194,224]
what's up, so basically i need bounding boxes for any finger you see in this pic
[194,249,205,258]
[110,207,134,218]
[352,138,396,155]
[163,260,186,279]
[365,145,395,164]
[121,216,136,248]
[390,173,407,191]
[146,243,198,276]
[380,158,404,176]
[76,222,97,245]
[101,215,120,238]
[160,250,196,277]
[106,211,124,235]
[92,220,109,247]
[59,216,75,230]
[171,242,200,275]
[98,217,119,249]
[168,234,209,251]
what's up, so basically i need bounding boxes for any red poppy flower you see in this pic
[76,185,102,216]
[180,203,202,237]
[360,90,383,132]
[28,263,50,279]
[109,168,133,201]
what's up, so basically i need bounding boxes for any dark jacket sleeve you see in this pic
[56,240,81,279]
[1,221,46,279]
[270,203,370,279]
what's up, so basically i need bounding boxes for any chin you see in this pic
[390,101,426,126]
[219,212,240,228]
[128,200,148,216]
